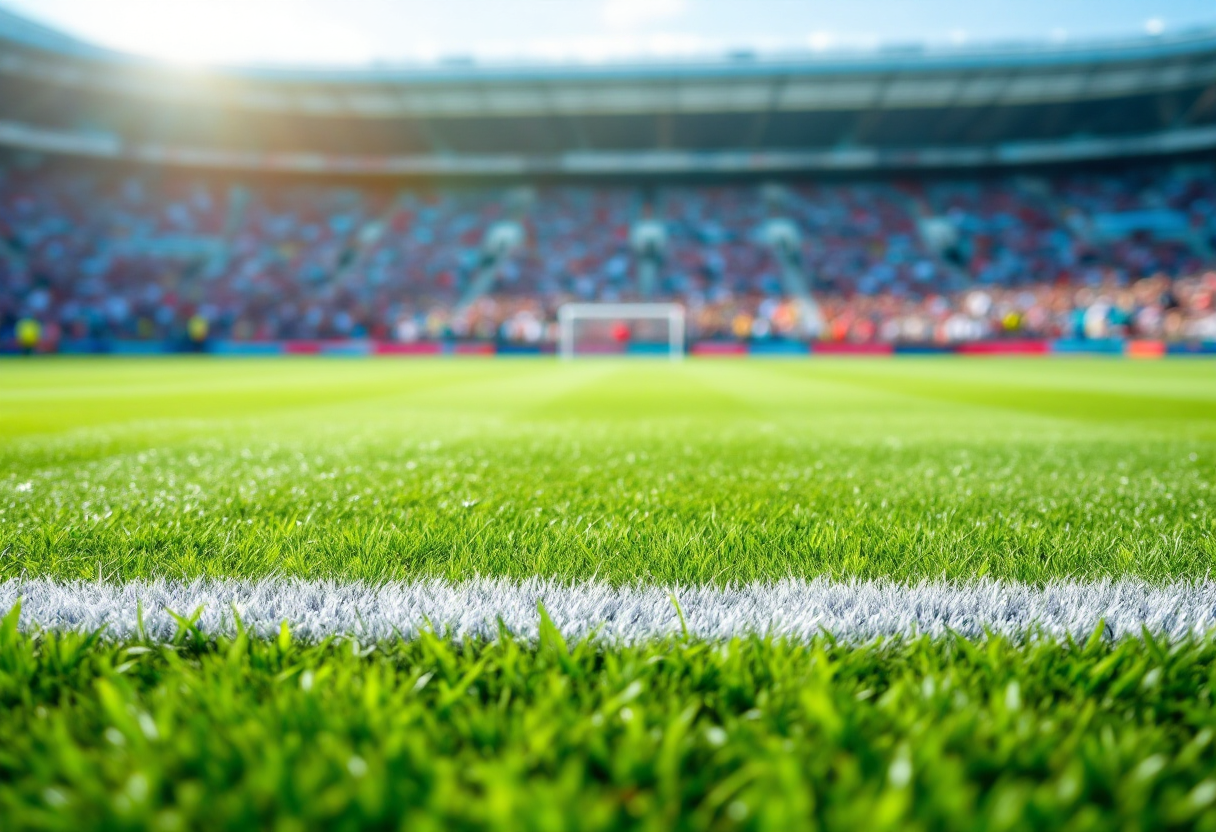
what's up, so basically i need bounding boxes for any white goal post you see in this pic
[557,303,686,360]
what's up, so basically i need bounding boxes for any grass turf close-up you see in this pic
[5,607,1216,832]
[2,356,1216,830]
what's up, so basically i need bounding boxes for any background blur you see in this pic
[1,0,1216,356]
[8,0,1216,65]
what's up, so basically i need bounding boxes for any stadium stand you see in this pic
[0,8,1214,353]
[2,168,1215,350]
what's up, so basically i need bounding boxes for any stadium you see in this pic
[1,1,1216,828]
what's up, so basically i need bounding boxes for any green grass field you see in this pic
[3,356,1216,831]
[6,614,1216,831]
[2,358,1213,583]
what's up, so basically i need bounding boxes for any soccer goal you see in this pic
[557,303,685,360]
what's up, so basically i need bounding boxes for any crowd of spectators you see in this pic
[2,162,1215,348]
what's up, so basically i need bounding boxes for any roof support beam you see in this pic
[1179,81,1216,126]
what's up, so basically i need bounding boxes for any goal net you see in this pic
[557,303,685,360]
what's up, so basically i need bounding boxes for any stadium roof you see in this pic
[0,7,1214,176]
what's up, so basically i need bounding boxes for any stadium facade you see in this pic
[0,8,1215,177]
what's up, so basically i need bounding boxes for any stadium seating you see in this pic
[1,164,1215,349]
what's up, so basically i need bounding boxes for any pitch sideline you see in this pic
[2,578,1214,642]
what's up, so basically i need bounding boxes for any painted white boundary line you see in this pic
[3,578,1216,642]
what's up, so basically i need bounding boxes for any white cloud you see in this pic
[1144,17,1165,35]
[602,0,688,30]
[807,31,835,51]
[476,32,714,63]
[8,0,374,66]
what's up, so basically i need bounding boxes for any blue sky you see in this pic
[4,0,1216,66]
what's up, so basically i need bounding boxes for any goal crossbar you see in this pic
[557,302,685,360]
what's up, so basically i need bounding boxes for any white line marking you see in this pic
[2,578,1214,642]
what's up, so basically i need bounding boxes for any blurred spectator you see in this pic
[15,316,39,353]
[1,163,1215,347]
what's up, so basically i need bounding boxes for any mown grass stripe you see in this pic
[4,578,1216,642]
